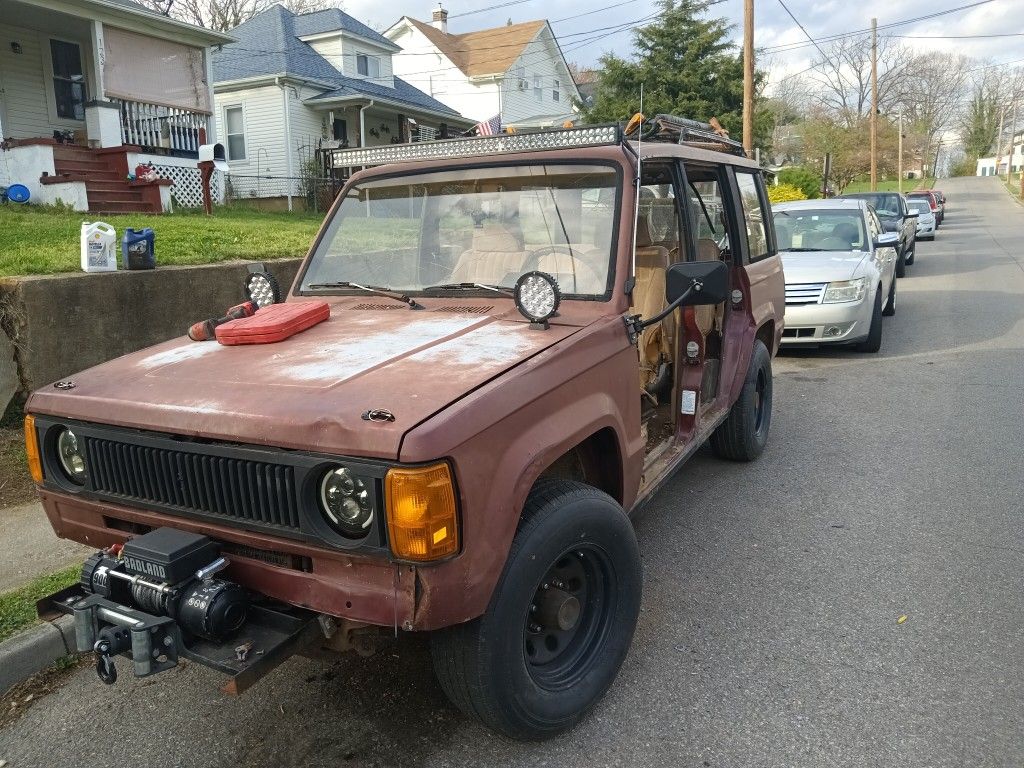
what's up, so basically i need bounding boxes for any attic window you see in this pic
[357,54,380,78]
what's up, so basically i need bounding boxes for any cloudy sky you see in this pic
[349,0,1021,91]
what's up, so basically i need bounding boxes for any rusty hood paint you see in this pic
[27,306,581,459]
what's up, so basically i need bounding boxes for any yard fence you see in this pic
[223,174,339,214]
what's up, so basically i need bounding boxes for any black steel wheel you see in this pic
[710,339,773,461]
[430,480,641,740]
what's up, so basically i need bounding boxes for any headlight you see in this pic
[319,466,374,538]
[56,428,87,484]
[823,277,868,304]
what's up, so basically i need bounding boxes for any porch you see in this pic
[0,0,230,210]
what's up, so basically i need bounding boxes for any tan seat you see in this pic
[451,224,529,285]
[630,217,672,390]
[693,238,723,337]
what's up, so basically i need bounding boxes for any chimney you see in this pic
[431,3,448,33]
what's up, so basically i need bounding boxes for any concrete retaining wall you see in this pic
[0,259,303,412]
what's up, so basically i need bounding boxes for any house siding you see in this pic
[500,29,578,126]
[214,84,296,199]
[1,21,95,139]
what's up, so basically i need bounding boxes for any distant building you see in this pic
[385,5,581,130]
[976,130,1023,176]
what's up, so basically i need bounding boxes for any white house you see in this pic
[0,0,231,211]
[976,130,1023,176]
[212,5,474,207]
[385,6,581,130]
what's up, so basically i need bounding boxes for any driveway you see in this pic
[1,177,1021,768]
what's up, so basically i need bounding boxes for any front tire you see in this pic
[710,339,773,461]
[883,277,896,316]
[856,289,883,353]
[905,240,915,265]
[895,251,907,278]
[430,480,642,740]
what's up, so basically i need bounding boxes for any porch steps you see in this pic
[50,146,160,214]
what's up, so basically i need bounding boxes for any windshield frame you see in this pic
[293,158,625,303]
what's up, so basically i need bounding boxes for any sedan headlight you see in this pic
[56,428,87,484]
[823,277,868,304]
[319,466,374,538]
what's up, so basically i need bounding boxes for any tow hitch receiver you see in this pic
[37,528,319,695]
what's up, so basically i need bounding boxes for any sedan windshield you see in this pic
[301,164,618,297]
[773,209,868,252]
[908,200,932,215]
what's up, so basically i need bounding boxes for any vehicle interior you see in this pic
[631,162,733,464]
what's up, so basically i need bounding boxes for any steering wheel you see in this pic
[520,245,600,294]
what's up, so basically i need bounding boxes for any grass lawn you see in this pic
[0,565,80,643]
[844,177,935,194]
[0,206,325,277]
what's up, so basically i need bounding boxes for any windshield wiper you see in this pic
[306,281,423,309]
[422,282,513,296]
[779,247,822,252]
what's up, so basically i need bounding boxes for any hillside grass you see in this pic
[844,177,935,194]
[0,206,325,277]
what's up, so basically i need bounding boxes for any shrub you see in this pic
[767,183,807,204]
[776,166,822,199]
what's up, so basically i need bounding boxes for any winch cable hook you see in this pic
[94,640,117,685]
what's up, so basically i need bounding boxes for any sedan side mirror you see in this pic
[874,232,900,249]
[666,260,730,306]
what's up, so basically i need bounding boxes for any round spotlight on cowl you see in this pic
[244,270,281,309]
[514,271,561,328]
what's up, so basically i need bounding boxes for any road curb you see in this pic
[0,616,76,695]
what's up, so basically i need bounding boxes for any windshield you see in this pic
[773,209,867,252]
[852,193,900,217]
[301,164,619,297]
[908,200,932,214]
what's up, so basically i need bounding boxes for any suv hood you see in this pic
[27,306,579,459]
[780,251,868,284]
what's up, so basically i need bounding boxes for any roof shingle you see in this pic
[403,18,546,77]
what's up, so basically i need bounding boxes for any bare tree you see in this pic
[892,52,971,174]
[809,35,914,127]
[135,0,341,31]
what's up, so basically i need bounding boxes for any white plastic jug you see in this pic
[80,222,117,272]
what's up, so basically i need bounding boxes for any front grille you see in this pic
[86,437,300,530]
[782,327,816,338]
[785,282,827,305]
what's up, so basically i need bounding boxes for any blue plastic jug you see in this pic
[122,228,155,270]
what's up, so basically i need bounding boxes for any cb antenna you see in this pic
[629,84,644,286]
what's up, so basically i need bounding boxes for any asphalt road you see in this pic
[1,176,1021,768]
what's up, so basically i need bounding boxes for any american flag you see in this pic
[475,114,502,136]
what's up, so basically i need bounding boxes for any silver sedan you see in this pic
[773,198,899,353]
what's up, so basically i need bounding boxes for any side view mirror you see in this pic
[666,260,730,306]
[874,232,899,250]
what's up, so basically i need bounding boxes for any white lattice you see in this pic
[150,164,223,208]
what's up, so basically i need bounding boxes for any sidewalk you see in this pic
[0,502,92,593]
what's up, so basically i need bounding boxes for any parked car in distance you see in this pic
[774,198,899,352]
[932,189,947,218]
[907,198,936,240]
[25,116,786,740]
[907,190,942,225]
[840,191,917,276]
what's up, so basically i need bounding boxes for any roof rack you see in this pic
[325,114,746,170]
[639,114,747,157]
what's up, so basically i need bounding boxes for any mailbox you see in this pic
[198,142,228,172]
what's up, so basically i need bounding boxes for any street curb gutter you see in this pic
[0,616,76,695]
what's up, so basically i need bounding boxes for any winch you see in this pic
[65,528,249,685]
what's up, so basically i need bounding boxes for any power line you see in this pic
[762,0,1001,53]
[447,0,535,20]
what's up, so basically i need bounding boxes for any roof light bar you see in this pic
[330,124,622,168]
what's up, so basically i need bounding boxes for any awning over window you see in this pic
[102,26,210,113]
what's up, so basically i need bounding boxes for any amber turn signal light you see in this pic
[385,462,459,562]
[24,414,43,483]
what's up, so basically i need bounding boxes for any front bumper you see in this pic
[782,296,873,345]
[38,489,418,629]
[916,221,935,236]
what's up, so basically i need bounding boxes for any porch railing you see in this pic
[116,99,210,155]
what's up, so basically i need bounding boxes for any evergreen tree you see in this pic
[960,85,999,159]
[582,0,773,152]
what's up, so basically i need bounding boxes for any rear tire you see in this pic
[883,278,896,316]
[430,480,642,740]
[905,241,915,265]
[710,340,772,462]
[856,289,883,353]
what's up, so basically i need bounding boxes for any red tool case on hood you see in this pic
[215,301,330,345]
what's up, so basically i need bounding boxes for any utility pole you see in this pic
[742,0,754,158]
[1006,98,1017,183]
[870,17,878,191]
[897,110,903,194]
[994,105,1006,178]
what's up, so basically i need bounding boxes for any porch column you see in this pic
[204,50,217,143]
[84,20,122,148]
